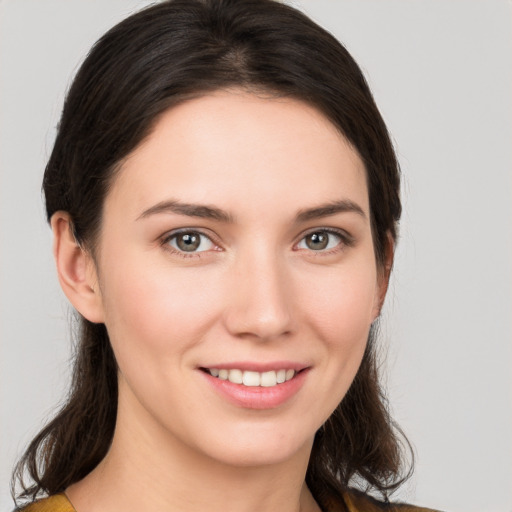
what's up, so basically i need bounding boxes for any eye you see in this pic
[164,231,216,253]
[296,230,344,252]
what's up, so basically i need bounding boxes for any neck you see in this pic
[66,383,321,512]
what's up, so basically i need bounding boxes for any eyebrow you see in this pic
[295,200,366,222]
[137,198,366,223]
[137,200,234,223]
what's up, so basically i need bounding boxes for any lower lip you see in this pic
[200,369,309,410]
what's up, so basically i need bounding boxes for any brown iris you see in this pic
[176,232,201,251]
[305,232,329,250]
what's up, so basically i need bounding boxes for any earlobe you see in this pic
[51,212,104,323]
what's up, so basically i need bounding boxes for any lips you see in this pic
[199,363,309,409]
[205,368,296,387]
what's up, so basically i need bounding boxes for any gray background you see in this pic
[1,1,511,511]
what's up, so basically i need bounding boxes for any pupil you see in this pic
[177,233,200,251]
[307,232,328,250]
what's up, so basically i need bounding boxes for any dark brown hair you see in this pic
[13,0,410,509]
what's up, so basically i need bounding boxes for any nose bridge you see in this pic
[224,241,294,340]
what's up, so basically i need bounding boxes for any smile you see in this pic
[200,365,309,409]
[206,368,296,387]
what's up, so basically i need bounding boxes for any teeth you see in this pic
[260,371,277,387]
[208,368,297,387]
[242,371,260,386]
[228,369,243,384]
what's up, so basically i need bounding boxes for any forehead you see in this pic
[107,90,369,220]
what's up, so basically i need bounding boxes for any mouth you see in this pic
[200,367,299,388]
[199,364,309,409]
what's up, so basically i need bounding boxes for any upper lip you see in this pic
[198,361,310,372]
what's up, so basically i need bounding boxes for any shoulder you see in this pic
[16,494,75,512]
[342,489,444,512]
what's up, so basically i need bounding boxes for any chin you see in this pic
[192,423,316,469]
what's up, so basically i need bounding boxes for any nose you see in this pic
[223,248,295,341]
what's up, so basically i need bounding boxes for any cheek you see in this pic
[291,263,378,426]
[300,263,378,344]
[99,254,222,358]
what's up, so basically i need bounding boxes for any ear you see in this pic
[51,212,105,323]
[372,232,395,321]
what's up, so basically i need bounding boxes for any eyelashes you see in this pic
[295,227,356,256]
[160,229,220,258]
[165,231,216,253]
[295,229,353,252]
[160,227,355,259]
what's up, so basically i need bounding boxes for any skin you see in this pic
[53,90,391,512]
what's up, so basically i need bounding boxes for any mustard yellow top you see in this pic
[20,494,74,512]
[19,492,441,512]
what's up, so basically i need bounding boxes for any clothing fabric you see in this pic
[19,494,73,512]
[18,492,442,512]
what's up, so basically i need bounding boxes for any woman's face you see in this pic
[89,90,386,468]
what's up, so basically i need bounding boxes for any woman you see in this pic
[12,1,439,511]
